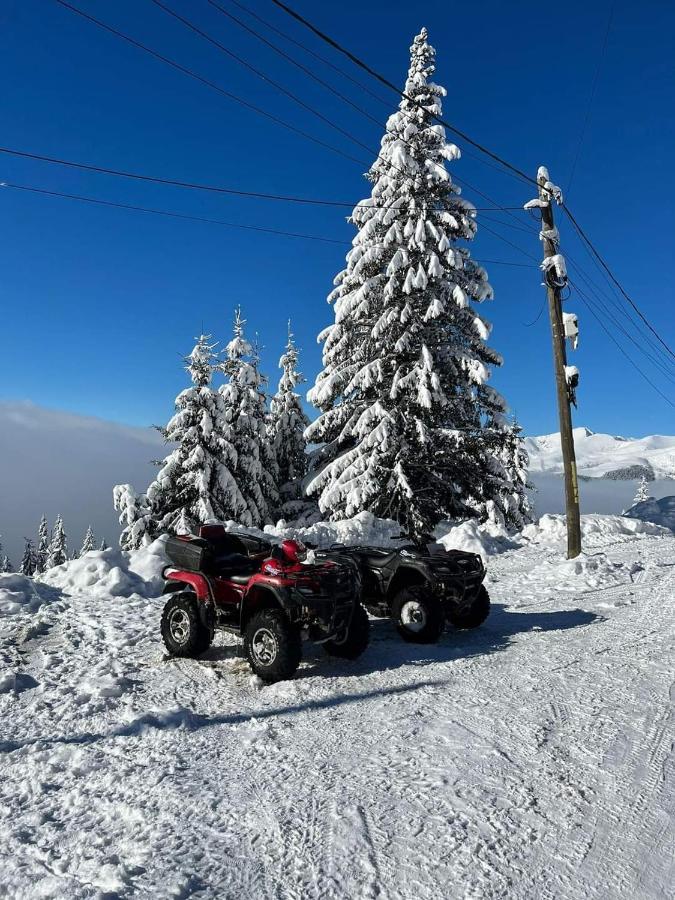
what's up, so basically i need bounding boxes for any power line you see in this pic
[567,256,675,376]
[148,0,376,157]
[269,0,537,189]
[3,182,347,243]
[3,181,539,269]
[567,1,615,194]
[52,0,364,166]
[562,204,675,361]
[571,281,675,408]
[227,0,390,106]
[0,144,528,212]
[206,0,387,127]
[568,277,675,384]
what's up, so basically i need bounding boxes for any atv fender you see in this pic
[240,584,295,631]
[164,570,212,601]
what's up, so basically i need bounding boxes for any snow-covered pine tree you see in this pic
[633,475,651,505]
[219,309,279,527]
[99,539,109,551]
[269,322,310,516]
[20,539,37,576]
[1,555,11,573]
[36,514,49,574]
[114,334,247,547]
[480,421,532,530]
[79,525,96,556]
[306,28,521,536]
[46,515,68,568]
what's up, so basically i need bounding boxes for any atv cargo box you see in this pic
[164,535,210,572]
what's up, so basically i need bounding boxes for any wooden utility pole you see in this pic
[534,166,581,558]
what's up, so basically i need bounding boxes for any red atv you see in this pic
[160,525,370,682]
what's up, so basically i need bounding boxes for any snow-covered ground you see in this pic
[1,516,674,899]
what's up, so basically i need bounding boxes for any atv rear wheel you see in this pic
[161,593,212,658]
[448,585,491,629]
[244,608,302,682]
[323,603,370,660]
[392,585,445,644]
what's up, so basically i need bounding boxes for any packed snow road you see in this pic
[1,521,673,899]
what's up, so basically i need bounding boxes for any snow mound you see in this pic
[0,573,47,617]
[520,514,667,545]
[523,552,629,593]
[435,519,517,562]
[40,539,168,599]
[623,496,675,532]
[268,511,405,549]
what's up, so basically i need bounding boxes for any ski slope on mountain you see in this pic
[526,427,675,479]
[1,516,674,899]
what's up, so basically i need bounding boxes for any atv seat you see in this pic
[363,550,399,568]
[228,573,253,585]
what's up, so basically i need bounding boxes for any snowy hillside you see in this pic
[1,515,673,898]
[526,427,675,479]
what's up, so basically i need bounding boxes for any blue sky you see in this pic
[1,0,673,436]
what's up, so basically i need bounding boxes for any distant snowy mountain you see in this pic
[525,427,675,480]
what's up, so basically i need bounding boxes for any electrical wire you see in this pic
[571,281,675,408]
[52,0,364,166]
[0,144,529,213]
[147,0,376,156]
[567,1,615,194]
[562,205,675,361]
[3,180,539,270]
[3,182,347,243]
[269,0,537,189]
[227,0,390,106]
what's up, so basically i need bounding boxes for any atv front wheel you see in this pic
[323,603,370,659]
[392,585,445,644]
[448,585,491,629]
[161,593,212,658]
[244,608,302,682]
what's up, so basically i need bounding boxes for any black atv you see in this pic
[316,536,490,644]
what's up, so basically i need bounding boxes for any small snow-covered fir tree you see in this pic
[79,525,96,556]
[99,538,108,551]
[114,334,247,547]
[633,475,651,505]
[269,322,310,516]
[306,28,523,536]
[20,539,37,576]
[46,515,68,568]
[1,555,11,573]
[219,309,279,527]
[35,514,49,573]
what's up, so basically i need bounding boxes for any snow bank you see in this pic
[434,520,518,562]
[520,513,667,546]
[623,496,675,532]
[40,539,168,599]
[267,511,405,549]
[522,551,630,593]
[0,573,47,617]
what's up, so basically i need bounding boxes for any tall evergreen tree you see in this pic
[115,334,247,548]
[20,539,37,576]
[269,322,310,515]
[306,28,524,536]
[46,515,68,568]
[79,525,96,556]
[35,514,49,574]
[219,309,279,527]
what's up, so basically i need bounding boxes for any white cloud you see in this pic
[0,401,163,563]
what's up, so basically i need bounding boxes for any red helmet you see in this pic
[281,539,308,564]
